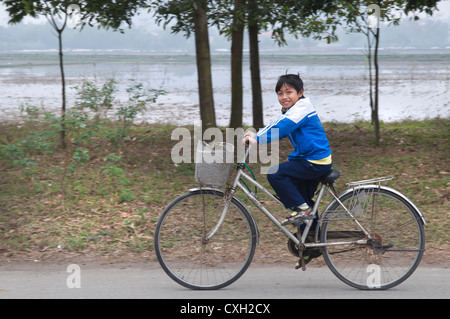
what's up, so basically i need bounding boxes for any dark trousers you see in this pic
[267,159,331,210]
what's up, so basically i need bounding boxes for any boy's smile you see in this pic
[277,84,303,109]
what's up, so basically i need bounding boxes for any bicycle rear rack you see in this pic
[346,176,393,187]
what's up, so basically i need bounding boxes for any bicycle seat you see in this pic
[319,169,340,184]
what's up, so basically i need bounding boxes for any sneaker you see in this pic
[295,256,312,269]
[281,206,314,226]
[295,249,322,269]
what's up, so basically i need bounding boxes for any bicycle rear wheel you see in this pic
[154,189,257,290]
[320,186,425,290]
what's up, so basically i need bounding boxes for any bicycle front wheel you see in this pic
[154,189,257,290]
[320,186,425,290]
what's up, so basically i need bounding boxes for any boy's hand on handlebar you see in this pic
[242,132,257,145]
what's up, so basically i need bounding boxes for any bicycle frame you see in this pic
[233,168,369,248]
[203,146,370,249]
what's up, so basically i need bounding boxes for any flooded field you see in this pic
[1,51,449,126]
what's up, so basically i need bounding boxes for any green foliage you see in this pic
[0,79,166,205]
[73,79,117,118]
[0,0,148,30]
[0,118,58,171]
[152,0,342,44]
[116,80,167,136]
[72,147,90,163]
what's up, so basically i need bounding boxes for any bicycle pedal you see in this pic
[295,257,307,271]
[291,219,305,227]
[282,215,315,227]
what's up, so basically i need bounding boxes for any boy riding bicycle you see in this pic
[243,74,332,226]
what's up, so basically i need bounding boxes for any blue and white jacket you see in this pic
[256,97,331,161]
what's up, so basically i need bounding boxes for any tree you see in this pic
[209,0,247,129]
[322,0,440,145]
[152,0,217,129]
[229,0,246,129]
[249,0,342,129]
[1,0,147,148]
[2,0,76,148]
[247,2,264,129]
[212,0,341,129]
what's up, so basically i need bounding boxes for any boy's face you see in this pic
[277,84,303,109]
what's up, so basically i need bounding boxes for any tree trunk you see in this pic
[229,0,245,129]
[248,19,264,130]
[57,29,67,149]
[366,32,374,126]
[373,27,380,146]
[193,4,216,129]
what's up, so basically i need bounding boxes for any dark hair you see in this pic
[275,73,304,93]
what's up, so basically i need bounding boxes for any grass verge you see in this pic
[0,118,448,265]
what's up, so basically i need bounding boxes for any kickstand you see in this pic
[295,232,306,271]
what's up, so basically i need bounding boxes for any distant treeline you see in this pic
[1,18,449,52]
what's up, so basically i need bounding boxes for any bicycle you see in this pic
[154,143,426,290]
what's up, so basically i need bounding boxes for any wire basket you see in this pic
[195,141,235,188]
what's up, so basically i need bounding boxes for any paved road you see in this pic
[0,262,449,299]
